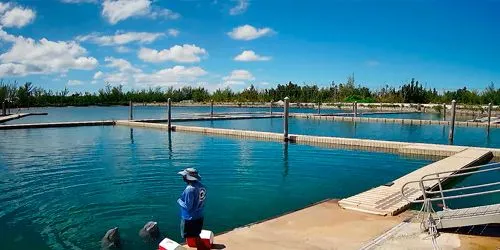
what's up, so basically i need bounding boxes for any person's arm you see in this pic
[177,188,194,210]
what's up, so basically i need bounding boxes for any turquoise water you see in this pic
[0,126,432,250]
[178,118,500,148]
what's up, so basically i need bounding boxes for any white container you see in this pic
[158,237,185,250]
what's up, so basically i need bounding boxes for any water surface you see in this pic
[0,126,431,249]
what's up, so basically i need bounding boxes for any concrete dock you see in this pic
[203,200,499,250]
[338,149,493,216]
[0,112,48,123]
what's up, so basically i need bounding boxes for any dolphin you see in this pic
[139,221,160,241]
[101,227,121,249]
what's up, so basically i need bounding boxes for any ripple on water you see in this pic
[0,126,434,250]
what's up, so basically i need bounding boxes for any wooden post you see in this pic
[210,100,214,117]
[317,102,321,115]
[353,101,358,117]
[1,101,5,116]
[167,98,172,131]
[487,103,492,133]
[448,100,456,143]
[270,100,273,115]
[284,97,289,141]
[129,101,133,120]
[442,103,446,121]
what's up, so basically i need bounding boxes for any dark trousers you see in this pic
[180,217,204,239]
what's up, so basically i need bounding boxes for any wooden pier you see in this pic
[0,114,281,130]
[338,148,493,216]
[114,121,500,158]
[291,113,500,128]
[134,114,282,123]
[0,120,115,130]
[0,112,48,123]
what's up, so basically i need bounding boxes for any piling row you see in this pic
[290,113,500,128]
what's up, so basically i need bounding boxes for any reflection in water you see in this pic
[283,142,289,178]
[349,121,357,137]
[130,128,134,144]
[167,131,172,160]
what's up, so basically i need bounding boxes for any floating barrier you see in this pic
[291,113,500,128]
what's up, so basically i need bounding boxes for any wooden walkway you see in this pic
[338,148,493,216]
[134,114,281,123]
[291,113,500,128]
[0,114,281,130]
[0,120,114,130]
[0,112,48,123]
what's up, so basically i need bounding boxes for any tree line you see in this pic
[1,77,499,108]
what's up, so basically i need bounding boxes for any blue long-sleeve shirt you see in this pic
[177,181,206,220]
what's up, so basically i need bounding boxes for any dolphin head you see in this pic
[145,221,158,233]
[140,221,160,239]
[103,227,120,247]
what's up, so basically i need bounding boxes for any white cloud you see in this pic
[67,79,83,86]
[0,63,27,76]
[60,0,97,3]
[77,31,164,46]
[104,57,141,73]
[234,50,271,61]
[150,8,181,20]
[229,0,249,15]
[222,69,254,86]
[87,56,207,87]
[0,4,36,28]
[115,46,131,53]
[168,28,180,37]
[0,28,98,77]
[0,3,11,13]
[134,66,207,87]
[102,0,180,25]
[227,25,274,41]
[138,44,207,63]
[93,71,103,79]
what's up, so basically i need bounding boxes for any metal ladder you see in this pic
[401,162,500,230]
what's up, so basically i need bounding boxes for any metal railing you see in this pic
[401,162,500,207]
[400,162,500,250]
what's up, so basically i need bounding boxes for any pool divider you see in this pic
[115,120,500,159]
[0,114,283,130]
[291,113,500,128]
[0,112,48,124]
[0,120,114,129]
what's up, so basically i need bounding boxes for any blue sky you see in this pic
[0,0,499,93]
